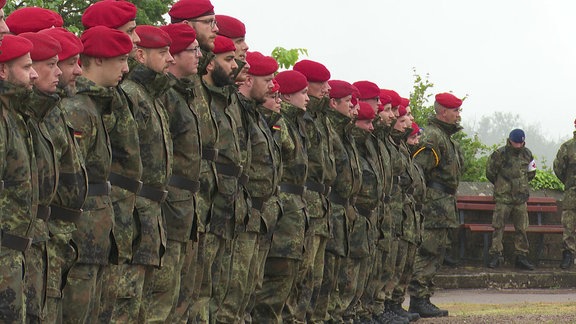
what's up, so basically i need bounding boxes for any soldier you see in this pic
[409,92,464,318]
[37,26,88,324]
[554,120,576,269]
[0,34,38,324]
[486,129,537,270]
[353,80,381,114]
[60,26,132,323]
[18,31,63,324]
[216,14,250,84]
[252,70,309,323]
[289,59,336,323]
[120,25,175,322]
[157,23,203,323]
[81,1,144,322]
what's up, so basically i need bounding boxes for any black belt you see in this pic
[329,192,356,207]
[215,162,243,178]
[202,147,219,161]
[138,184,168,203]
[109,172,142,194]
[356,206,374,217]
[37,205,51,221]
[169,175,200,193]
[427,181,456,195]
[50,204,83,222]
[88,181,111,196]
[251,197,267,212]
[279,183,306,196]
[1,232,32,252]
[305,180,331,196]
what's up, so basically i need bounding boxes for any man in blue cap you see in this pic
[486,128,537,270]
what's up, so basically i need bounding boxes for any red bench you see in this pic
[456,195,560,265]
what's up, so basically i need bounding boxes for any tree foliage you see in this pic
[5,0,172,34]
[271,47,308,70]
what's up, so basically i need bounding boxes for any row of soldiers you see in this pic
[0,0,465,323]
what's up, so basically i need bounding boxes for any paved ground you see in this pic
[422,288,576,304]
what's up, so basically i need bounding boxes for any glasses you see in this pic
[189,18,217,28]
[184,46,202,56]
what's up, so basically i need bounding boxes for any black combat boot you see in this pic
[387,301,420,322]
[560,250,573,269]
[373,309,409,324]
[408,296,448,318]
[515,255,535,270]
[487,254,503,269]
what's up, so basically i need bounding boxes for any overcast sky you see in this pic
[207,0,576,140]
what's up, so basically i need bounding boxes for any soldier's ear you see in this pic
[0,63,7,80]
[134,48,146,64]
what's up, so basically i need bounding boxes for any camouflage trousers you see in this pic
[61,263,105,324]
[310,251,338,323]
[489,203,530,256]
[244,233,272,321]
[408,227,449,298]
[389,240,418,304]
[166,240,201,324]
[98,263,145,324]
[138,240,186,323]
[251,257,300,324]
[341,254,373,321]
[562,209,576,253]
[0,249,26,323]
[25,241,47,323]
[44,233,76,324]
[214,231,259,323]
[358,238,395,318]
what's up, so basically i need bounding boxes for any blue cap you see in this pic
[509,128,525,143]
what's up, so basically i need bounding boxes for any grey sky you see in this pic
[208,0,576,140]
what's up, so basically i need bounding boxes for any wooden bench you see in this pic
[456,195,561,265]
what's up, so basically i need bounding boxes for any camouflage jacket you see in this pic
[44,89,88,237]
[373,124,395,239]
[554,132,576,209]
[0,81,38,251]
[352,128,384,216]
[159,75,202,242]
[487,141,535,205]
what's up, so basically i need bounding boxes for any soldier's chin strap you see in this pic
[413,146,440,167]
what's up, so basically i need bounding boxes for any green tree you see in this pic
[5,0,172,34]
[271,46,308,70]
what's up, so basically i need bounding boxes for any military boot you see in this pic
[487,254,503,268]
[515,255,535,270]
[373,309,409,324]
[560,250,574,269]
[387,301,420,322]
[408,296,448,318]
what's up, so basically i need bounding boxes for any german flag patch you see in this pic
[73,131,83,139]
[272,124,281,131]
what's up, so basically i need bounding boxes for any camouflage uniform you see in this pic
[348,127,384,321]
[321,109,362,323]
[357,122,394,319]
[60,76,115,324]
[159,75,202,324]
[252,102,308,324]
[43,89,88,324]
[98,86,143,323]
[0,81,37,324]
[554,132,576,256]
[409,116,463,299]
[121,63,174,323]
[486,140,536,257]
[285,96,335,324]
[22,90,60,323]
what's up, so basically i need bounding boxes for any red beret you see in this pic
[20,32,62,61]
[293,60,331,83]
[379,94,392,106]
[275,70,308,95]
[135,25,172,49]
[271,78,280,93]
[0,35,33,63]
[328,80,355,99]
[410,122,420,136]
[435,92,462,109]
[401,97,410,107]
[169,0,215,20]
[216,15,246,38]
[6,7,64,35]
[353,81,380,99]
[380,89,401,107]
[246,51,278,76]
[159,24,196,55]
[212,35,236,54]
[0,0,5,9]
[81,26,133,58]
[357,102,375,121]
[39,27,83,61]
[82,0,137,29]
[398,105,407,117]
